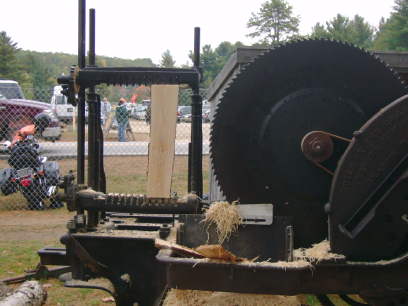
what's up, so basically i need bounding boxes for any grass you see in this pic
[0,239,112,305]
[0,240,50,277]
[0,155,210,305]
[0,156,209,210]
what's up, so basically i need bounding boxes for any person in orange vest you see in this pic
[11,113,51,147]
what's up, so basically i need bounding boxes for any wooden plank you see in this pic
[147,85,179,198]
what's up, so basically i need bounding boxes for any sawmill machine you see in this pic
[38,1,408,305]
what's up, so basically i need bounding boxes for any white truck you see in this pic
[50,85,75,123]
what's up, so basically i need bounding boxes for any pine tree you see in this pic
[160,50,176,68]
[0,31,23,80]
[374,0,408,51]
[311,14,374,49]
[247,0,300,46]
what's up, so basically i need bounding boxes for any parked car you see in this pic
[141,99,151,107]
[132,105,148,120]
[177,106,192,122]
[0,80,61,142]
[0,79,24,99]
[202,104,211,122]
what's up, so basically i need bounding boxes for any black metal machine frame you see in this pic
[37,1,408,306]
[57,0,203,229]
[38,1,206,304]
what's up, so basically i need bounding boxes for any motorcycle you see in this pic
[0,133,63,210]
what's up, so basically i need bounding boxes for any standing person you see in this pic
[101,97,111,126]
[115,98,130,142]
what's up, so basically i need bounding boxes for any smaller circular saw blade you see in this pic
[329,94,408,261]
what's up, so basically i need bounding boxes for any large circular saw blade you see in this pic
[211,39,406,207]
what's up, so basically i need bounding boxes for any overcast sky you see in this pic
[1,0,396,66]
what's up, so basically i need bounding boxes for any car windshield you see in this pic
[0,83,24,99]
[55,95,67,105]
[135,105,147,111]
[179,106,191,115]
[0,91,5,99]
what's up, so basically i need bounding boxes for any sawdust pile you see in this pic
[251,259,311,269]
[202,201,242,244]
[163,289,300,306]
[293,240,344,263]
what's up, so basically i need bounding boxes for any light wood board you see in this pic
[147,85,179,198]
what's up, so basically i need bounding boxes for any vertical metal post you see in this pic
[87,8,97,190]
[87,8,99,230]
[190,27,203,197]
[88,9,96,67]
[193,27,201,69]
[77,0,86,184]
[187,143,192,193]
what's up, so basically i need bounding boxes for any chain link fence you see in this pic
[0,84,210,210]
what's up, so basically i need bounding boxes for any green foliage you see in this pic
[0,31,19,79]
[0,31,156,102]
[374,0,408,51]
[0,31,30,86]
[190,41,244,87]
[18,53,55,101]
[160,49,176,68]
[201,44,218,87]
[247,0,300,46]
[311,14,375,49]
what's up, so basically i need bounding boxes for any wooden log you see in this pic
[0,281,47,306]
[147,85,179,198]
[0,282,11,298]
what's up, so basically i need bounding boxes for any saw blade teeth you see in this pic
[210,39,408,203]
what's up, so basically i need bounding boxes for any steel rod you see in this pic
[189,27,203,197]
[87,8,100,230]
[78,0,86,68]
[76,0,86,184]
[88,8,95,67]
[87,8,97,190]
[87,8,106,194]
[193,27,200,68]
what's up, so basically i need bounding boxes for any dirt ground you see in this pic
[0,210,72,241]
[58,119,210,142]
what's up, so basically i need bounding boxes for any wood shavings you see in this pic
[189,256,311,269]
[163,289,300,306]
[248,260,311,269]
[202,201,242,244]
[155,239,244,263]
[155,239,204,258]
[293,240,344,263]
[195,245,244,262]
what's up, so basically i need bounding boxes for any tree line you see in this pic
[1,0,407,100]
[248,0,408,51]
